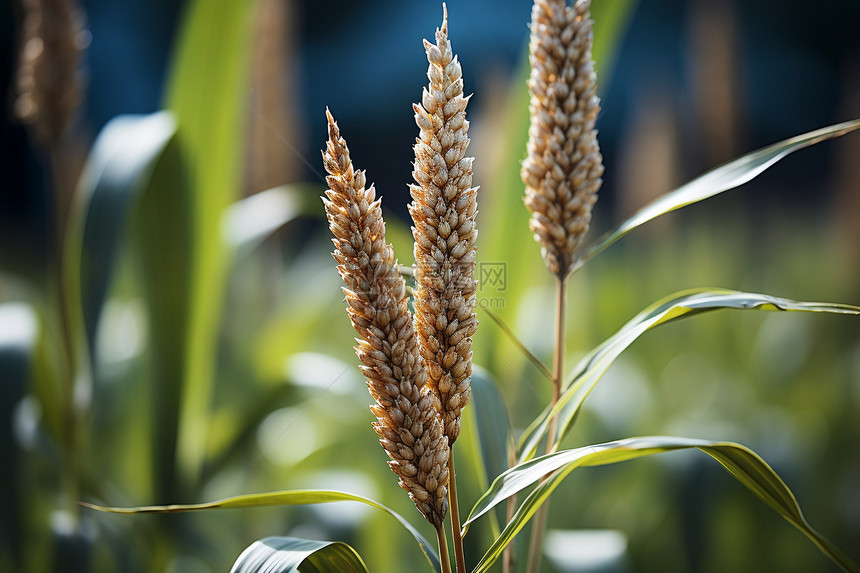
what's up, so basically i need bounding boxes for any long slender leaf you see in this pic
[230,537,367,573]
[467,437,859,573]
[81,489,440,573]
[470,366,515,535]
[518,288,860,462]
[479,308,552,382]
[131,135,192,503]
[580,119,860,266]
[69,112,178,355]
[164,0,259,485]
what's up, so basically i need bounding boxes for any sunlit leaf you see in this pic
[164,0,259,483]
[69,112,177,355]
[580,119,860,266]
[230,537,367,573]
[222,183,320,256]
[81,489,440,573]
[467,437,859,573]
[518,288,860,462]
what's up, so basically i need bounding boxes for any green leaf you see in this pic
[0,303,38,567]
[518,288,860,462]
[479,308,552,382]
[470,366,514,497]
[469,366,515,534]
[230,537,367,573]
[130,131,192,503]
[163,0,259,484]
[222,183,320,256]
[81,489,440,573]
[467,437,860,573]
[581,119,860,266]
[69,112,178,354]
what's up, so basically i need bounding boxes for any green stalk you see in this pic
[526,274,567,573]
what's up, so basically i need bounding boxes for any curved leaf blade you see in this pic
[70,112,178,354]
[468,437,859,573]
[518,289,860,462]
[230,537,367,573]
[165,0,259,484]
[222,183,321,256]
[470,366,515,534]
[581,119,860,265]
[81,489,440,573]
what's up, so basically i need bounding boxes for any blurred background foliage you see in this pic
[1,0,858,572]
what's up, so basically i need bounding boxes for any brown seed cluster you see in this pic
[409,8,478,446]
[14,0,88,146]
[322,110,450,527]
[522,0,604,278]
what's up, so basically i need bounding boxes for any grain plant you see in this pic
[63,2,860,573]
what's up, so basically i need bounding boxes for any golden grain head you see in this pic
[322,109,449,526]
[521,0,604,277]
[408,6,478,445]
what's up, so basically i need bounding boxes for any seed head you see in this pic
[14,0,88,146]
[408,6,478,445]
[522,0,604,278]
[322,109,450,527]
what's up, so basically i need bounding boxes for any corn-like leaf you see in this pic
[81,489,440,573]
[469,366,515,534]
[222,183,321,256]
[68,112,177,360]
[467,437,859,573]
[580,119,860,267]
[518,288,860,462]
[164,0,258,484]
[230,537,367,573]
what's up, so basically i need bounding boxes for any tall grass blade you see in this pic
[479,308,552,382]
[470,366,515,532]
[518,289,860,462]
[466,437,859,573]
[163,0,259,485]
[71,112,177,356]
[581,119,860,266]
[82,489,441,573]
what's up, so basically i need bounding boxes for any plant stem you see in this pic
[502,436,518,573]
[448,453,467,573]
[436,522,453,573]
[502,492,517,573]
[526,274,567,573]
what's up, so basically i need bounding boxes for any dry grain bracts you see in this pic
[409,8,478,445]
[322,110,450,527]
[522,0,604,278]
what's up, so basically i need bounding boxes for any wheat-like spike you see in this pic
[322,109,450,527]
[522,0,604,278]
[409,6,478,445]
[14,0,87,146]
